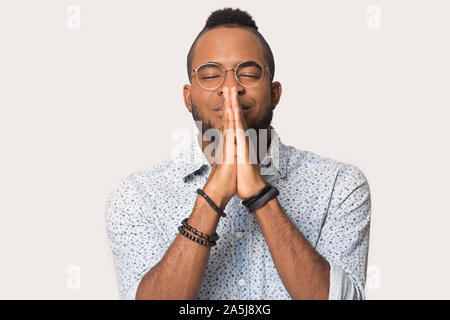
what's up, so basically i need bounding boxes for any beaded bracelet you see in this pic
[178,226,216,247]
[181,218,220,241]
[196,188,227,218]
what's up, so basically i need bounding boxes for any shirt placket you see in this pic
[232,196,250,299]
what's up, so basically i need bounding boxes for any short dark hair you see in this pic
[187,7,275,83]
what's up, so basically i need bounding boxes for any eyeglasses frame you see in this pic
[191,60,272,91]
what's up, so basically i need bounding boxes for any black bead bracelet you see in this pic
[178,226,216,247]
[181,218,219,241]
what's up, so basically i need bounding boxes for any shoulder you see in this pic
[105,157,181,216]
[283,144,371,220]
[283,143,369,187]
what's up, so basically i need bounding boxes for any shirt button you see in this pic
[238,279,246,286]
[236,232,244,239]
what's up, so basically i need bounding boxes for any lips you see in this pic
[214,104,251,112]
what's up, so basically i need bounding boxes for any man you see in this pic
[105,8,371,300]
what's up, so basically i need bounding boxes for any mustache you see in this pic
[213,104,251,111]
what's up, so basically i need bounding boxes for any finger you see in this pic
[231,87,251,163]
[229,87,248,164]
[224,87,235,131]
[221,87,228,131]
[219,87,229,165]
[230,87,248,131]
[222,87,235,165]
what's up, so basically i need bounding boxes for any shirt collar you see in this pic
[174,126,288,181]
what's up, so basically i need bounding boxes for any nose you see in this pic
[218,69,244,96]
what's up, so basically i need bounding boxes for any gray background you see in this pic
[0,0,449,299]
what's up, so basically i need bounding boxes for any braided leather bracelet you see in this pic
[181,218,219,241]
[196,188,226,217]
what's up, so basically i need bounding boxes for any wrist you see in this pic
[240,178,266,199]
[245,184,279,213]
[203,184,229,211]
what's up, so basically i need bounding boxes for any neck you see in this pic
[198,127,272,165]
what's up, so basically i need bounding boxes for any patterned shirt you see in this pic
[105,128,371,300]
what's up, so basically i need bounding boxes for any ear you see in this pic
[270,81,282,110]
[183,84,192,113]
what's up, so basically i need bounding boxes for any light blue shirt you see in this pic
[105,128,371,299]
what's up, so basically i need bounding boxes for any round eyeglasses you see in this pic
[191,60,272,90]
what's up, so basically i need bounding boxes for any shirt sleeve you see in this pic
[105,174,168,300]
[315,164,371,300]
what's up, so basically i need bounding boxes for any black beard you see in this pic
[248,101,274,132]
[191,102,214,134]
[191,99,274,135]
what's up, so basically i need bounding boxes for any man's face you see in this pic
[183,27,282,133]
